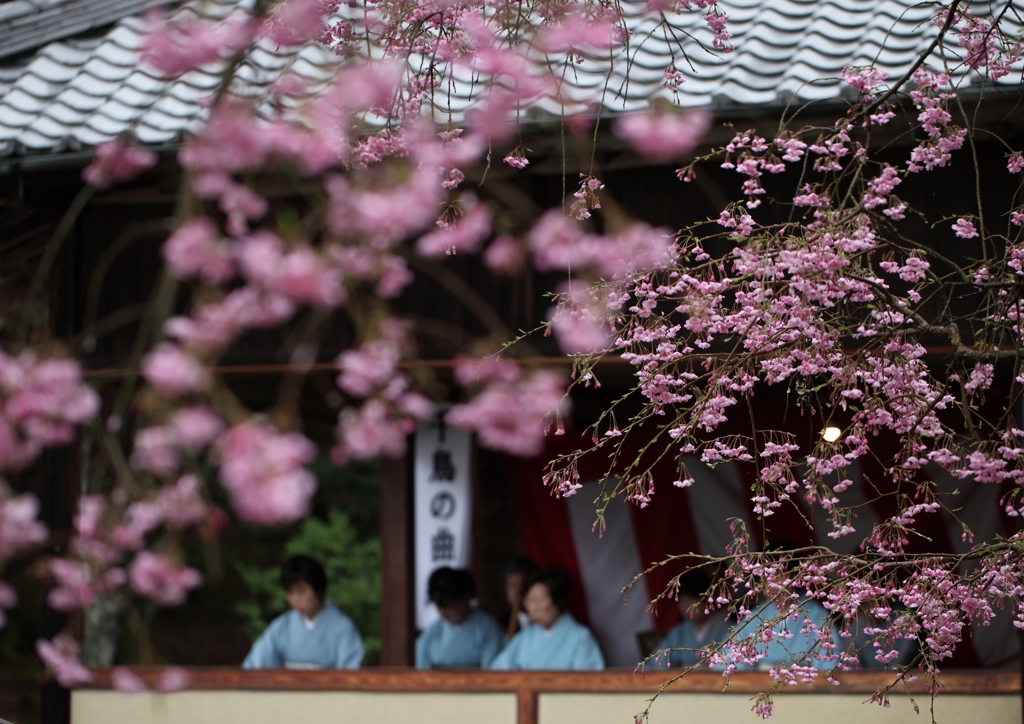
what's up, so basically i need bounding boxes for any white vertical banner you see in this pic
[414,416,473,630]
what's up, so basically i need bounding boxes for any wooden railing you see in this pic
[83,669,1021,724]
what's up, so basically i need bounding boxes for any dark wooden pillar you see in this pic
[516,688,538,724]
[40,447,71,724]
[380,454,414,666]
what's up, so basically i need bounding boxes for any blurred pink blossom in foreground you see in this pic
[0,352,99,470]
[448,363,569,456]
[37,636,93,687]
[615,108,711,162]
[218,422,318,525]
[82,140,157,190]
[129,551,202,606]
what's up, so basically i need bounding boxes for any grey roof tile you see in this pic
[42,101,87,126]
[80,56,135,84]
[23,114,72,140]
[94,98,146,123]
[82,112,132,136]
[53,86,107,112]
[73,125,118,146]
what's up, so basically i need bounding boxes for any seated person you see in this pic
[735,596,838,670]
[242,555,364,669]
[853,606,918,669]
[726,540,839,671]
[416,567,505,669]
[656,570,729,668]
[489,566,604,670]
[496,556,537,640]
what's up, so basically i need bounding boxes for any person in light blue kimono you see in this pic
[416,567,505,669]
[243,555,364,669]
[731,597,838,670]
[853,604,919,669]
[725,540,839,671]
[489,567,604,670]
[656,570,729,668]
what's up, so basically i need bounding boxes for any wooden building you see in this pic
[1,0,1023,722]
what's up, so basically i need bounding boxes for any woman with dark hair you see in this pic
[488,566,604,670]
[242,555,364,669]
[415,567,505,669]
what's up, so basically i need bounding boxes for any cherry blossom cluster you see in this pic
[947,7,1023,81]
[0,351,99,471]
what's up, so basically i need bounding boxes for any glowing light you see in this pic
[822,426,842,443]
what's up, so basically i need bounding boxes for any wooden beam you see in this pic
[80,668,1022,695]
[379,456,414,666]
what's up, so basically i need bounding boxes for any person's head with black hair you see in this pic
[280,555,327,620]
[676,569,714,627]
[503,556,538,611]
[428,567,476,625]
[523,566,571,629]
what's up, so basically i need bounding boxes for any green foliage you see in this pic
[234,510,382,664]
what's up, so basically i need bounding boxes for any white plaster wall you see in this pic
[539,692,1021,724]
[72,690,517,724]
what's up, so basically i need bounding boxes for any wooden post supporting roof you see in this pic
[380,455,414,666]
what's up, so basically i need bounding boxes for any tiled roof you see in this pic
[0,0,1021,158]
[0,0,165,62]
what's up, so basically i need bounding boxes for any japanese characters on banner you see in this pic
[414,415,472,630]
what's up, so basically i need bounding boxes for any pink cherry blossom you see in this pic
[111,667,148,693]
[82,140,157,190]
[167,407,224,453]
[113,475,206,549]
[453,356,522,386]
[333,398,417,462]
[218,422,318,525]
[503,152,529,169]
[165,287,294,353]
[141,343,210,397]
[483,235,526,275]
[548,281,613,354]
[162,217,234,284]
[447,370,568,456]
[261,0,336,46]
[615,108,712,162]
[141,10,253,77]
[36,636,93,687]
[48,559,98,611]
[952,217,979,238]
[131,426,180,475]
[128,551,202,606]
[0,352,99,469]
[336,340,401,398]
[274,248,344,308]
[537,15,619,53]
[416,200,492,257]
[0,482,47,557]
[156,667,191,692]
[841,66,888,99]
